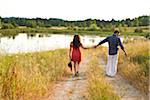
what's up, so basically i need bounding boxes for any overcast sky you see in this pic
[0,0,149,20]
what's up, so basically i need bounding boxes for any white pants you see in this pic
[106,54,118,77]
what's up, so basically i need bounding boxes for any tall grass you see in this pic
[86,39,149,99]
[0,49,69,99]
[118,40,149,94]
[87,48,120,100]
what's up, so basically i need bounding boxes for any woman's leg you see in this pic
[74,62,80,76]
[76,62,80,73]
[73,61,80,76]
[73,62,77,75]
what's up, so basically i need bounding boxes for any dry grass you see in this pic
[0,39,148,99]
[86,39,149,99]
[0,49,69,100]
[86,48,120,100]
[118,39,149,94]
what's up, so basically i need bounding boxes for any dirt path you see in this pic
[99,55,148,100]
[44,53,147,100]
[45,56,91,100]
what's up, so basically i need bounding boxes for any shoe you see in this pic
[105,74,114,78]
[75,72,79,77]
[72,74,75,78]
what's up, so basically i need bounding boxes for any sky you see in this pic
[0,0,149,21]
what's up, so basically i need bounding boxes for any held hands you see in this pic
[82,44,99,49]
[85,45,97,49]
[92,45,98,48]
[83,46,96,49]
[84,46,97,49]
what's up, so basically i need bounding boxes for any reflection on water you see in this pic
[0,33,123,54]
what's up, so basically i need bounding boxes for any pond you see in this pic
[0,33,123,54]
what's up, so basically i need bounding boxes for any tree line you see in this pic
[0,15,149,29]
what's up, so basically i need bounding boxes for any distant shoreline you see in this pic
[0,27,149,37]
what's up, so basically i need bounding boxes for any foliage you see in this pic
[118,40,149,94]
[0,28,113,37]
[0,15,149,37]
[134,27,143,33]
[0,49,69,99]
[0,16,149,29]
[87,20,99,31]
[1,23,15,29]
[145,33,150,39]
[26,20,37,28]
[0,18,1,28]
[87,49,120,100]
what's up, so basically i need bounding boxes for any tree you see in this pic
[1,23,15,29]
[88,20,98,31]
[134,28,143,33]
[36,20,44,27]
[0,17,1,28]
[125,18,132,27]
[138,16,150,26]
[26,20,37,28]
[132,18,139,27]
[0,15,149,29]
[85,19,92,27]
[83,21,87,27]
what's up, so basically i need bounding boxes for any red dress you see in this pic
[70,43,81,63]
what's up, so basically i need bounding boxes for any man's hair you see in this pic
[114,30,119,34]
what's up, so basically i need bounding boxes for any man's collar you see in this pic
[113,33,117,36]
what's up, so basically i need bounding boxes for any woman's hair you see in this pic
[73,35,81,48]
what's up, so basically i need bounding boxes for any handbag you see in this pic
[68,61,72,71]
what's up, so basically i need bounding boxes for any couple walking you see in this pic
[69,30,127,77]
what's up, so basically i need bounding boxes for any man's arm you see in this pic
[118,38,127,56]
[94,37,108,48]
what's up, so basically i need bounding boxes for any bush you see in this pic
[134,28,143,33]
[145,33,150,39]
[1,23,15,29]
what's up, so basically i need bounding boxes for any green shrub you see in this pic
[1,24,15,29]
[134,28,143,33]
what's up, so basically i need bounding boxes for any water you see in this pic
[0,33,123,54]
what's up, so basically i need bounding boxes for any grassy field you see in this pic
[0,49,69,99]
[89,38,149,94]
[0,38,149,99]
[98,39,149,94]
[86,48,120,100]
[86,39,149,99]
[118,39,149,94]
[0,46,120,100]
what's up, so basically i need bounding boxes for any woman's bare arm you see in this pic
[80,43,88,49]
[69,42,73,60]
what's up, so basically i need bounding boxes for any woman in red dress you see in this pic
[69,35,88,76]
